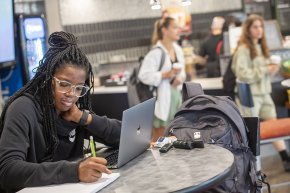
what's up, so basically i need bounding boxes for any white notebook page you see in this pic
[17,173,120,193]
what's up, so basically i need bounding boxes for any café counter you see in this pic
[91,76,288,120]
[91,78,223,120]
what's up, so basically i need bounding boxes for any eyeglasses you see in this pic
[53,77,90,97]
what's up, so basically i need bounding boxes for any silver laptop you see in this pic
[106,97,156,169]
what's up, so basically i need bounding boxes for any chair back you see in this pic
[244,116,261,171]
[244,117,260,156]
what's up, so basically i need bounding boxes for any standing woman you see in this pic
[0,31,121,192]
[138,17,186,141]
[232,14,290,171]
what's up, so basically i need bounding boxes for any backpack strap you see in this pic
[178,95,249,145]
[154,47,166,71]
[138,47,166,98]
[144,47,165,71]
[182,82,204,102]
[138,47,165,70]
[138,47,165,83]
[216,40,223,57]
[257,171,271,193]
[249,160,271,193]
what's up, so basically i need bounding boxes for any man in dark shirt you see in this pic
[199,16,225,77]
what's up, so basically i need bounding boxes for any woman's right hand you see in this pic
[162,69,180,79]
[78,157,112,183]
[171,76,184,87]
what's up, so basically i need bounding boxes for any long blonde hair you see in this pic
[237,14,269,59]
[151,17,175,46]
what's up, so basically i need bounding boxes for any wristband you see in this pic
[79,110,89,126]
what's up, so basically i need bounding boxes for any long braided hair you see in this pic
[0,31,94,159]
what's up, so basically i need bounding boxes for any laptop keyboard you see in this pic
[105,149,119,167]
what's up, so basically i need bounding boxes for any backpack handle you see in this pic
[182,82,204,102]
[184,95,217,108]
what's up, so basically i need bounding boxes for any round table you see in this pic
[101,144,234,193]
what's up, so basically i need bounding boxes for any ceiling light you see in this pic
[150,0,161,10]
[181,0,192,6]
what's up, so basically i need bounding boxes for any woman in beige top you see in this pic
[232,14,290,171]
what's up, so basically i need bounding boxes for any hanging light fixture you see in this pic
[150,0,161,10]
[181,0,192,6]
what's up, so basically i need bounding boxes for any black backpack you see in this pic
[222,58,236,100]
[127,47,165,106]
[164,82,266,193]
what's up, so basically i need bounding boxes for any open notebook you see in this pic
[17,173,120,193]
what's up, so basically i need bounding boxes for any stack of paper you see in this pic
[18,173,120,193]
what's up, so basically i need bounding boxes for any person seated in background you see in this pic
[0,31,121,193]
[138,17,186,142]
[232,14,290,172]
[198,16,225,77]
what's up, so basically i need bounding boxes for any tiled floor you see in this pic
[261,155,290,193]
